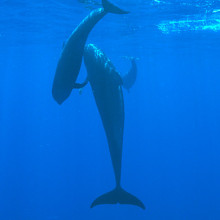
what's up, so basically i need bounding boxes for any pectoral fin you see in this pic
[72,77,89,89]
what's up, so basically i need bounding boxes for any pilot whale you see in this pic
[84,44,145,210]
[52,0,129,105]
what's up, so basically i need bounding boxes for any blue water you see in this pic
[0,0,220,219]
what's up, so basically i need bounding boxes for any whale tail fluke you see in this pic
[102,0,130,14]
[91,186,145,210]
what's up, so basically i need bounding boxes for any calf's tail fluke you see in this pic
[102,0,130,14]
[91,186,145,210]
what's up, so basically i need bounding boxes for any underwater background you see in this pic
[0,0,220,219]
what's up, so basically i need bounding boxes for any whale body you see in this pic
[52,0,129,105]
[84,44,145,210]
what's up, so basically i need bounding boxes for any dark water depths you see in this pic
[0,0,220,219]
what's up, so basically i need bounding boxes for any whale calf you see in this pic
[52,0,129,105]
[84,44,145,210]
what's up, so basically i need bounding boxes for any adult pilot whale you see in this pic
[84,44,145,210]
[52,0,129,105]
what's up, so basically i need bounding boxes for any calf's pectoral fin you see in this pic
[72,77,89,89]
